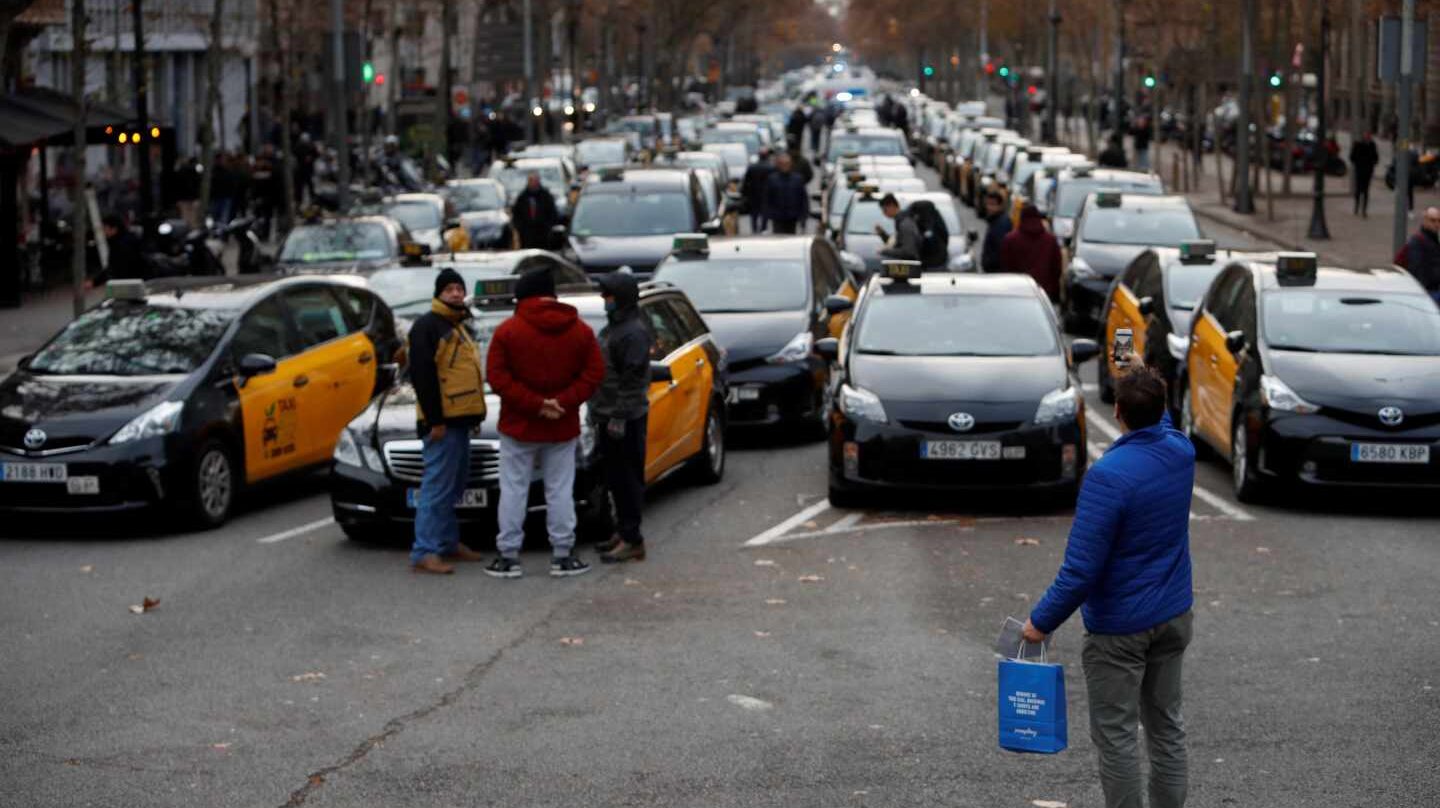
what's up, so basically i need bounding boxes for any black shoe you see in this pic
[594,534,622,554]
[550,555,591,578]
[483,557,523,579]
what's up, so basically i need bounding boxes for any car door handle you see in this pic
[695,358,705,368]
[358,352,373,364]
[293,375,310,388]
[1208,354,1218,365]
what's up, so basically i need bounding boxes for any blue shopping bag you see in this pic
[997,648,1067,754]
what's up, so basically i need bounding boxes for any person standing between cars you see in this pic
[1394,207,1440,305]
[1099,133,1129,169]
[1131,117,1153,171]
[1349,132,1380,218]
[764,152,809,235]
[786,106,808,153]
[511,172,561,250]
[980,189,1013,273]
[1000,204,1064,302]
[742,147,775,234]
[876,193,921,262]
[406,268,489,575]
[485,268,606,579]
[1022,365,1195,808]
[591,272,655,564]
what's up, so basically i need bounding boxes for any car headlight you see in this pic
[1034,386,1081,425]
[1166,332,1189,361]
[839,384,887,424]
[333,429,362,467]
[109,400,184,444]
[767,331,813,365]
[1260,374,1320,414]
[1069,256,1098,281]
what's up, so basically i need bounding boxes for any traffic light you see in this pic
[998,65,1009,78]
[362,61,375,84]
[984,61,996,76]
[1268,72,1283,88]
[1027,85,1038,96]
[374,73,386,87]
[1143,74,1156,89]
[923,64,935,77]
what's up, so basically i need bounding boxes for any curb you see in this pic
[1188,205,1310,254]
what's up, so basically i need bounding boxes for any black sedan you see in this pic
[276,216,428,276]
[819,265,1100,506]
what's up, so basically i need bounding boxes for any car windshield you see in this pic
[445,184,504,212]
[570,192,693,236]
[468,310,607,383]
[1081,208,1200,246]
[490,166,565,197]
[29,303,233,375]
[1164,264,1226,310]
[828,134,906,159]
[576,140,626,166]
[857,294,1058,356]
[1056,180,1161,218]
[279,223,391,263]
[1263,291,1440,355]
[705,129,761,154]
[654,260,807,312]
[384,201,443,232]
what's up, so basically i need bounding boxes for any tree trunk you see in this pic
[270,0,294,233]
[198,0,226,217]
[71,0,88,317]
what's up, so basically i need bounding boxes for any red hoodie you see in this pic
[999,208,1064,302]
[486,297,605,443]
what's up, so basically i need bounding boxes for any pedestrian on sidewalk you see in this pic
[592,272,655,564]
[1099,133,1129,169]
[1023,365,1196,808]
[980,189,1013,273]
[485,268,606,579]
[1349,132,1380,217]
[999,204,1063,302]
[764,152,809,235]
[1132,118,1153,171]
[406,268,489,575]
[1394,207,1440,305]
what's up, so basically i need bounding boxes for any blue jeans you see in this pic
[410,425,471,564]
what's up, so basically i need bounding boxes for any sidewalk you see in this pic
[0,286,100,376]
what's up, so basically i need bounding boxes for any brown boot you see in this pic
[412,554,455,575]
[600,542,646,564]
[443,543,485,562]
[594,534,623,554]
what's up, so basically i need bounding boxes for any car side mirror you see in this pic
[1225,330,1246,355]
[810,208,824,220]
[823,294,854,316]
[17,354,34,370]
[236,353,277,387]
[1070,338,1101,365]
[649,361,673,383]
[377,362,400,390]
[1137,296,1155,317]
[815,337,840,362]
[700,220,722,236]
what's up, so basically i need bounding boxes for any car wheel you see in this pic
[1178,381,1210,459]
[188,440,236,529]
[1231,417,1267,504]
[687,400,726,485]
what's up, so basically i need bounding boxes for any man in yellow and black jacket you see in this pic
[407,267,488,574]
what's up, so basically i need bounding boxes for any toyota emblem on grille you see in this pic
[1378,406,1405,427]
[947,412,976,433]
[23,428,47,450]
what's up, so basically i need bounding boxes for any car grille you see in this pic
[383,439,501,484]
[898,420,1024,435]
[1318,407,1440,432]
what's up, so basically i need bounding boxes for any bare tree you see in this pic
[198,0,226,218]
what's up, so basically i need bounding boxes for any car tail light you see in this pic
[1062,444,1077,479]
[844,442,859,476]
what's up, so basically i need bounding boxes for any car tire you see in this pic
[1231,417,1267,504]
[1178,380,1211,460]
[687,400,726,485]
[187,440,237,529]
[340,522,386,543]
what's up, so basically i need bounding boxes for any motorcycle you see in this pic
[1385,151,1440,191]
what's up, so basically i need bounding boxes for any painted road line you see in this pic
[825,512,864,534]
[1085,410,1256,522]
[743,499,833,547]
[256,517,336,545]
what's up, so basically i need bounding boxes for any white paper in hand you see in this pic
[995,616,1052,661]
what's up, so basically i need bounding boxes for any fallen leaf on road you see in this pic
[847,565,859,571]
[1209,600,1222,607]
[559,637,585,647]
[210,743,231,751]
[1014,538,1041,546]
[1306,657,1320,663]
[753,631,771,638]
[765,598,787,605]
[623,578,641,586]
[126,653,143,661]
[753,559,777,567]
[127,596,161,615]
[1255,546,1272,554]
[980,597,994,604]
[290,672,326,683]
[1014,592,1030,600]
[79,565,93,574]
[1032,801,1068,808]
[797,575,825,583]
[726,694,773,711]
[308,774,325,786]
[652,592,664,599]
[803,521,818,529]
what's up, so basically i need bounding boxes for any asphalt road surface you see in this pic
[3,161,1438,808]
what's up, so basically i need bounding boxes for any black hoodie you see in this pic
[591,273,653,420]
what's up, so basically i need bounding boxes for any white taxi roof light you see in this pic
[106,279,147,301]
[842,151,860,160]
[1070,164,1095,177]
[473,276,518,306]
[672,233,709,254]
[1094,189,1123,208]
[1179,240,1216,263]
[881,259,923,283]
[1275,252,1319,285]
[855,182,880,198]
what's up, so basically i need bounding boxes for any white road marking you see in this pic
[825,512,864,533]
[1086,410,1255,522]
[256,517,336,544]
[743,499,832,547]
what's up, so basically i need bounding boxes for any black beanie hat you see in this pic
[434,267,465,298]
[514,267,556,301]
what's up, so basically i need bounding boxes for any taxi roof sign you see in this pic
[472,276,518,308]
[855,182,881,197]
[597,166,625,182]
[1070,163,1095,177]
[1094,188,1123,208]
[881,259,923,283]
[1178,240,1216,263]
[1275,252,1318,285]
[106,279,147,301]
[672,233,709,255]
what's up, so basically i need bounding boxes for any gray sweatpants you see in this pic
[1081,611,1194,808]
[496,435,577,559]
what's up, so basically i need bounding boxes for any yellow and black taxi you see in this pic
[329,273,728,541]
[562,167,718,276]
[1060,190,1201,333]
[1097,240,1276,412]
[366,250,588,331]
[276,215,428,276]
[0,276,400,527]
[652,234,856,434]
[1179,254,1440,501]
[818,262,1101,507]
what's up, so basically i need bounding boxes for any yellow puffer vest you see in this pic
[420,299,487,422]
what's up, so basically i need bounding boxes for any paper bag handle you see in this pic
[1016,638,1048,664]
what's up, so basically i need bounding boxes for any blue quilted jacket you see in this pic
[1031,413,1195,636]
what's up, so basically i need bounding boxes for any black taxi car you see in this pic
[652,234,856,434]
[0,276,400,527]
[1180,253,1440,501]
[562,167,720,276]
[330,274,728,541]
[818,262,1100,506]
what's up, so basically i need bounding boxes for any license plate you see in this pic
[1,463,67,482]
[406,488,490,509]
[920,441,1002,460]
[67,476,100,495]
[727,387,761,404]
[1349,443,1430,464]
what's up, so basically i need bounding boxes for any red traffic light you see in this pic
[374,73,386,86]
[1026,85,1038,96]
[984,62,996,76]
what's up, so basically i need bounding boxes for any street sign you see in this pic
[474,23,525,81]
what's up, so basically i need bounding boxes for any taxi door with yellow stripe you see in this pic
[1187,267,1251,453]
[814,241,856,339]
[639,300,696,481]
[1105,281,1148,378]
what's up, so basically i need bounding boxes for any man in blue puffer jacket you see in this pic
[1023,364,1195,808]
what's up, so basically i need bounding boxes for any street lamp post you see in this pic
[330,0,350,212]
[1234,0,1256,214]
[1307,5,1331,239]
[1046,0,1060,144]
[132,0,154,226]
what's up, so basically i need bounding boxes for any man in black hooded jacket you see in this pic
[591,272,654,563]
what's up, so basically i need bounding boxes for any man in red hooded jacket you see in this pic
[1000,204,1064,303]
[485,268,605,579]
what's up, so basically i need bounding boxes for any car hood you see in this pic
[850,354,1068,421]
[279,257,395,276]
[702,310,809,365]
[1265,351,1440,417]
[0,372,183,450]
[568,235,676,272]
[1075,242,1149,278]
[367,383,507,443]
[1168,307,1195,338]
[459,210,510,228]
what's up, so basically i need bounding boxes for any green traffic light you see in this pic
[998,66,1009,77]
[362,61,375,84]
[923,65,935,77]
[1269,73,1282,88]
[1143,75,1156,89]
